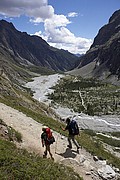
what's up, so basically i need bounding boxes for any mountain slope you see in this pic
[0,19,79,72]
[69,10,120,84]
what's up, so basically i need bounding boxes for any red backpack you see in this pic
[46,128,52,139]
[46,128,55,144]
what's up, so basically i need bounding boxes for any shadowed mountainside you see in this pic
[69,10,120,84]
[0,19,79,73]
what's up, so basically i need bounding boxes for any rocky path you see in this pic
[1,102,118,180]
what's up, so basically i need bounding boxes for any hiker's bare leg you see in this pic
[43,145,47,157]
[47,145,54,159]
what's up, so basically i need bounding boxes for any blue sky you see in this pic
[0,0,119,54]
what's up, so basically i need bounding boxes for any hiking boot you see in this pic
[43,154,47,158]
[51,157,54,161]
[44,151,47,156]
[67,145,72,149]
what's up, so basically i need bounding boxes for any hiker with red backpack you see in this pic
[61,117,80,151]
[41,126,55,160]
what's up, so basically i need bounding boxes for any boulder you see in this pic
[98,165,116,179]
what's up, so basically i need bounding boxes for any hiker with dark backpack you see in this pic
[41,126,55,160]
[61,117,80,150]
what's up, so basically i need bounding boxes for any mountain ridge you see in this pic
[69,9,120,85]
[0,19,79,73]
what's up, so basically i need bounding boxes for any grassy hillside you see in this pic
[1,86,120,170]
[0,140,81,180]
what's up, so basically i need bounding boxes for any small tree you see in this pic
[87,103,94,116]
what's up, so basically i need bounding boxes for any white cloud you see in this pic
[34,30,42,36]
[39,14,93,54]
[68,12,78,17]
[0,0,93,54]
[48,34,92,54]
[0,0,54,19]
[35,24,92,54]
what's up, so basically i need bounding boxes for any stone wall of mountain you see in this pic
[0,20,79,73]
[77,9,120,80]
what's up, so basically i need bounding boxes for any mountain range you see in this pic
[69,9,120,85]
[0,10,120,86]
[0,19,79,80]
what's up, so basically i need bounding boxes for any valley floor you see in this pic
[25,73,120,132]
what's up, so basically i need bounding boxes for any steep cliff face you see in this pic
[77,10,120,81]
[91,10,120,47]
[0,20,79,72]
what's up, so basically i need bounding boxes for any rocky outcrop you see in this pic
[98,164,116,179]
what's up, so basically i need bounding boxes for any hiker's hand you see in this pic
[60,126,65,131]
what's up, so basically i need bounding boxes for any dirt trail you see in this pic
[0,102,102,180]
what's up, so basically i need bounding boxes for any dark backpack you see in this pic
[69,120,79,135]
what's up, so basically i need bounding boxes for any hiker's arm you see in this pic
[61,125,68,131]
[61,127,65,131]
[41,139,44,147]
[78,129,80,136]
[41,133,45,147]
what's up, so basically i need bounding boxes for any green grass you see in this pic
[0,119,22,143]
[0,139,82,180]
[111,132,120,138]
[7,126,22,143]
[27,65,56,75]
[96,134,120,147]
